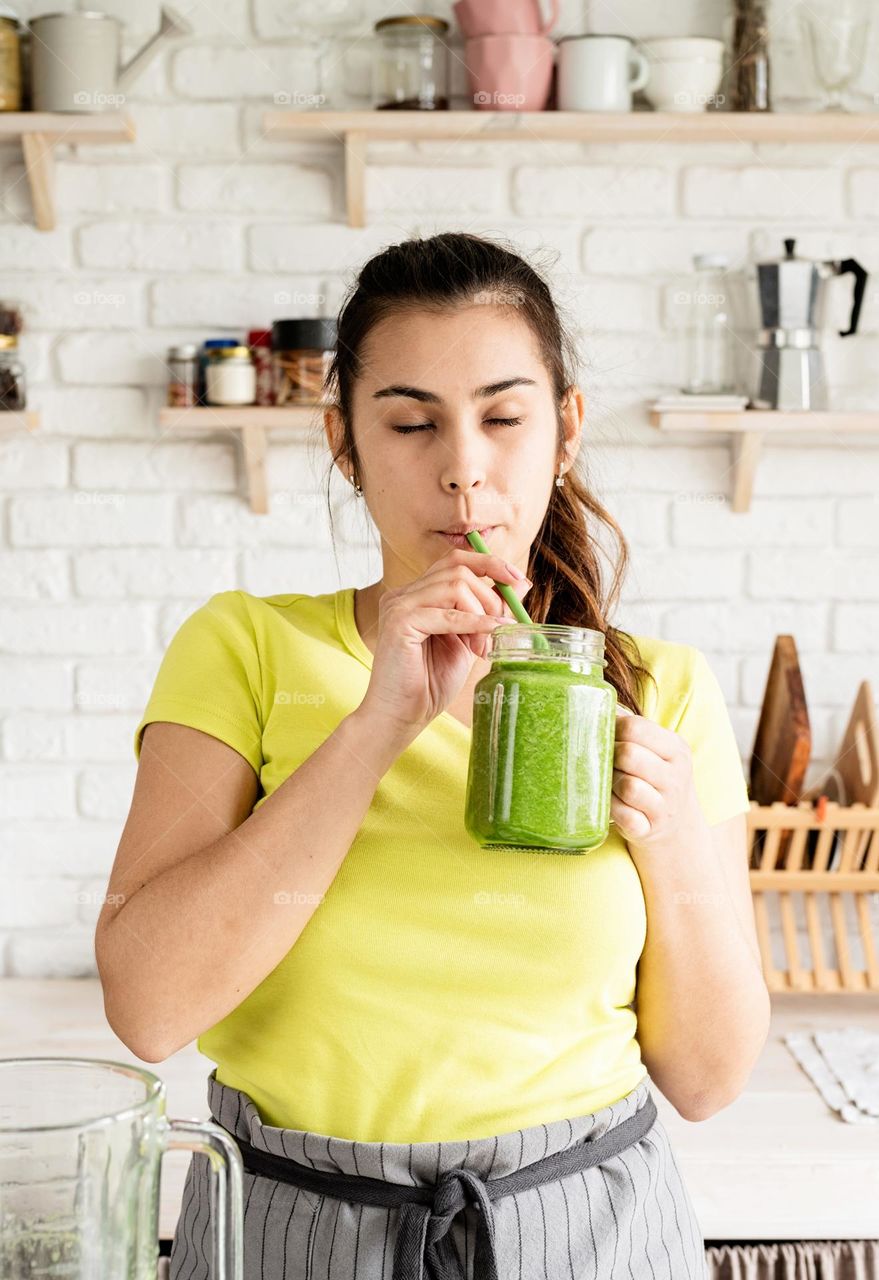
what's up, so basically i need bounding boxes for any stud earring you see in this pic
[555,468,565,488]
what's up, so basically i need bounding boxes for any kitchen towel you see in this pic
[784,1028,879,1123]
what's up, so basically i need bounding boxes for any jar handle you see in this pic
[160,1117,245,1280]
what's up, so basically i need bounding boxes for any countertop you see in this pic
[4,979,878,1242]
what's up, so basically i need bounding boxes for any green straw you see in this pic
[465,529,551,652]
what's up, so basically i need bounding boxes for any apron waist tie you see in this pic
[214,1091,657,1280]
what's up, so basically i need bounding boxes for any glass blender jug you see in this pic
[0,1057,244,1280]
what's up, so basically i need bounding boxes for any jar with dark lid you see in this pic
[373,14,450,110]
[271,318,337,406]
[464,624,617,853]
[0,334,26,411]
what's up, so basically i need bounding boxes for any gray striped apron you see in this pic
[170,1071,709,1280]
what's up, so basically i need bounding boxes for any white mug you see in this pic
[557,34,649,112]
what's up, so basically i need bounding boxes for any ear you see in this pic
[559,384,584,473]
[324,402,352,481]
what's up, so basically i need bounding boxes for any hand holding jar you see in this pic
[610,708,704,848]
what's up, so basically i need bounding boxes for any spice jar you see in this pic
[373,14,450,110]
[197,337,237,405]
[464,624,617,853]
[0,13,21,112]
[271,318,336,406]
[248,328,275,406]
[166,343,199,408]
[727,0,771,111]
[0,334,26,411]
[205,346,256,406]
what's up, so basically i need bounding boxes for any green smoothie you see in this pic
[464,657,616,853]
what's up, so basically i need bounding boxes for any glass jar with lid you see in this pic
[166,343,199,408]
[373,14,450,110]
[205,345,256,406]
[271,318,337,406]
[0,334,26,411]
[464,623,617,853]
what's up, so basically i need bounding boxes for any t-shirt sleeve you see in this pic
[133,590,263,775]
[671,646,751,827]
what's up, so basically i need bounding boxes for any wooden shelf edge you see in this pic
[0,410,39,431]
[1,113,135,230]
[159,404,326,513]
[0,111,135,142]
[648,407,879,512]
[262,108,879,145]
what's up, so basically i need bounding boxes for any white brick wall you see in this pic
[1,0,878,975]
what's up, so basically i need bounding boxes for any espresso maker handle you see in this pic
[837,257,868,336]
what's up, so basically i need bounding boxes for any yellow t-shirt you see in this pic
[133,587,750,1143]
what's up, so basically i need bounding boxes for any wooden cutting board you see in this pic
[749,635,812,807]
[803,681,879,809]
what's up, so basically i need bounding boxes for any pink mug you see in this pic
[454,0,560,38]
[465,33,555,111]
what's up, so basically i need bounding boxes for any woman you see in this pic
[96,232,770,1280]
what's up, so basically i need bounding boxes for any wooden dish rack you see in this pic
[748,800,879,993]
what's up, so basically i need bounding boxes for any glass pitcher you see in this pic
[0,1057,244,1280]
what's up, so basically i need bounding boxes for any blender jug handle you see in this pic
[162,1117,245,1280]
[836,257,868,336]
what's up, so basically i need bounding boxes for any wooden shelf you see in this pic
[649,406,879,512]
[0,113,135,230]
[263,109,879,226]
[0,410,39,431]
[159,404,324,515]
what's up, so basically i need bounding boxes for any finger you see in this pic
[612,769,663,822]
[611,797,651,841]
[614,712,680,763]
[613,739,671,790]
[407,606,508,638]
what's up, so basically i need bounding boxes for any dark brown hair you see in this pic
[321,231,655,714]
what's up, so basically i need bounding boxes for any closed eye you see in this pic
[393,417,523,435]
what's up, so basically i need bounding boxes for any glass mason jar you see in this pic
[464,623,617,853]
[372,14,450,110]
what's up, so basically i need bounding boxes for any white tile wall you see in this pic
[1,0,878,974]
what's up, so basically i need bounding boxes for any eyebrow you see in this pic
[372,377,538,404]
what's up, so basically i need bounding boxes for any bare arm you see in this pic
[95,709,415,1062]
[633,811,771,1122]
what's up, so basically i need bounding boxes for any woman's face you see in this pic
[330,304,582,584]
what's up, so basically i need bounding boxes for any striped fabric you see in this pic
[169,1072,708,1280]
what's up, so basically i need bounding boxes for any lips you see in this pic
[437,524,496,535]
[436,525,498,546]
